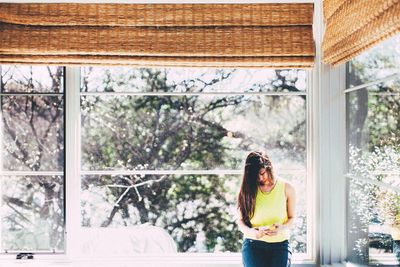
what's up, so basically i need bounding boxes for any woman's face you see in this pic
[258,167,272,186]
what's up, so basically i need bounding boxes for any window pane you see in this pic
[347,178,400,265]
[347,80,400,177]
[1,96,64,171]
[346,34,400,88]
[282,172,308,254]
[81,95,306,171]
[347,62,400,265]
[1,66,64,93]
[1,176,64,252]
[81,68,307,93]
[81,173,307,254]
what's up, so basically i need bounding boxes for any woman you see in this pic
[391,211,400,261]
[237,151,296,267]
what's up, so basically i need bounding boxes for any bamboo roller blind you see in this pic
[0,3,315,68]
[323,0,400,65]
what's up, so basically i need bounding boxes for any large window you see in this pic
[0,66,65,252]
[78,67,310,256]
[0,66,312,260]
[346,34,400,265]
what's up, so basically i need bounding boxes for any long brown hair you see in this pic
[237,151,274,227]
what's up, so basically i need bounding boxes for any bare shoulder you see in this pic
[284,181,295,197]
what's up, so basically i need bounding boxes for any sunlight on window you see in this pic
[79,67,309,254]
[346,35,400,265]
[0,66,65,252]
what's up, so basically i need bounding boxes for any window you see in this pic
[0,66,65,252]
[78,67,310,256]
[346,34,400,265]
[0,66,312,261]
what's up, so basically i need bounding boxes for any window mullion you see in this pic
[345,174,400,194]
[318,64,347,265]
[0,65,3,252]
[80,169,307,176]
[0,171,64,176]
[65,66,82,258]
[80,91,308,96]
[343,72,400,94]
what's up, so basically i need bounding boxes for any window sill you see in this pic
[344,255,400,267]
[0,254,317,267]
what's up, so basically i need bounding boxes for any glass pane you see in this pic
[1,96,64,171]
[347,34,400,88]
[347,178,400,265]
[347,80,400,178]
[81,68,307,93]
[281,172,308,254]
[81,173,307,254]
[1,66,64,93]
[81,95,306,171]
[1,175,64,252]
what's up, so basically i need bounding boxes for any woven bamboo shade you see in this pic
[0,3,315,68]
[323,0,400,65]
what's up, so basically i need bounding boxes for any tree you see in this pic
[80,68,308,252]
[0,66,64,251]
[346,35,400,263]
[0,66,308,253]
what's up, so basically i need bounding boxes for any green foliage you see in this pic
[1,66,308,253]
[80,68,308,253]
[346,35,400,262]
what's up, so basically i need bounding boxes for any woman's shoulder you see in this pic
[276,178,292,187]
[284,181,295,196]
[278,179,295,197]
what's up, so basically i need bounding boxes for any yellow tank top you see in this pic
[391,214,400,240]
[244,179,289,243]
[391,226,400,240]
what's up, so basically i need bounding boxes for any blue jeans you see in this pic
[242,238,292,267]
[394,240,400,261]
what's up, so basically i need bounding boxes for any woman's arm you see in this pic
[284,182,296,228]
[236,211,265,239]
[271,182,296,233]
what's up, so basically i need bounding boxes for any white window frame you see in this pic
[344,68,400,267]
[0,66,66,256]
[61,65,312,265]
[315,0,347,265]
[0,0,354,266]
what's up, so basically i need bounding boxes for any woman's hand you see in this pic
[258,223,286,236]
[262,225,278,236]
[249,228,265,239]
[271,223,287,233]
